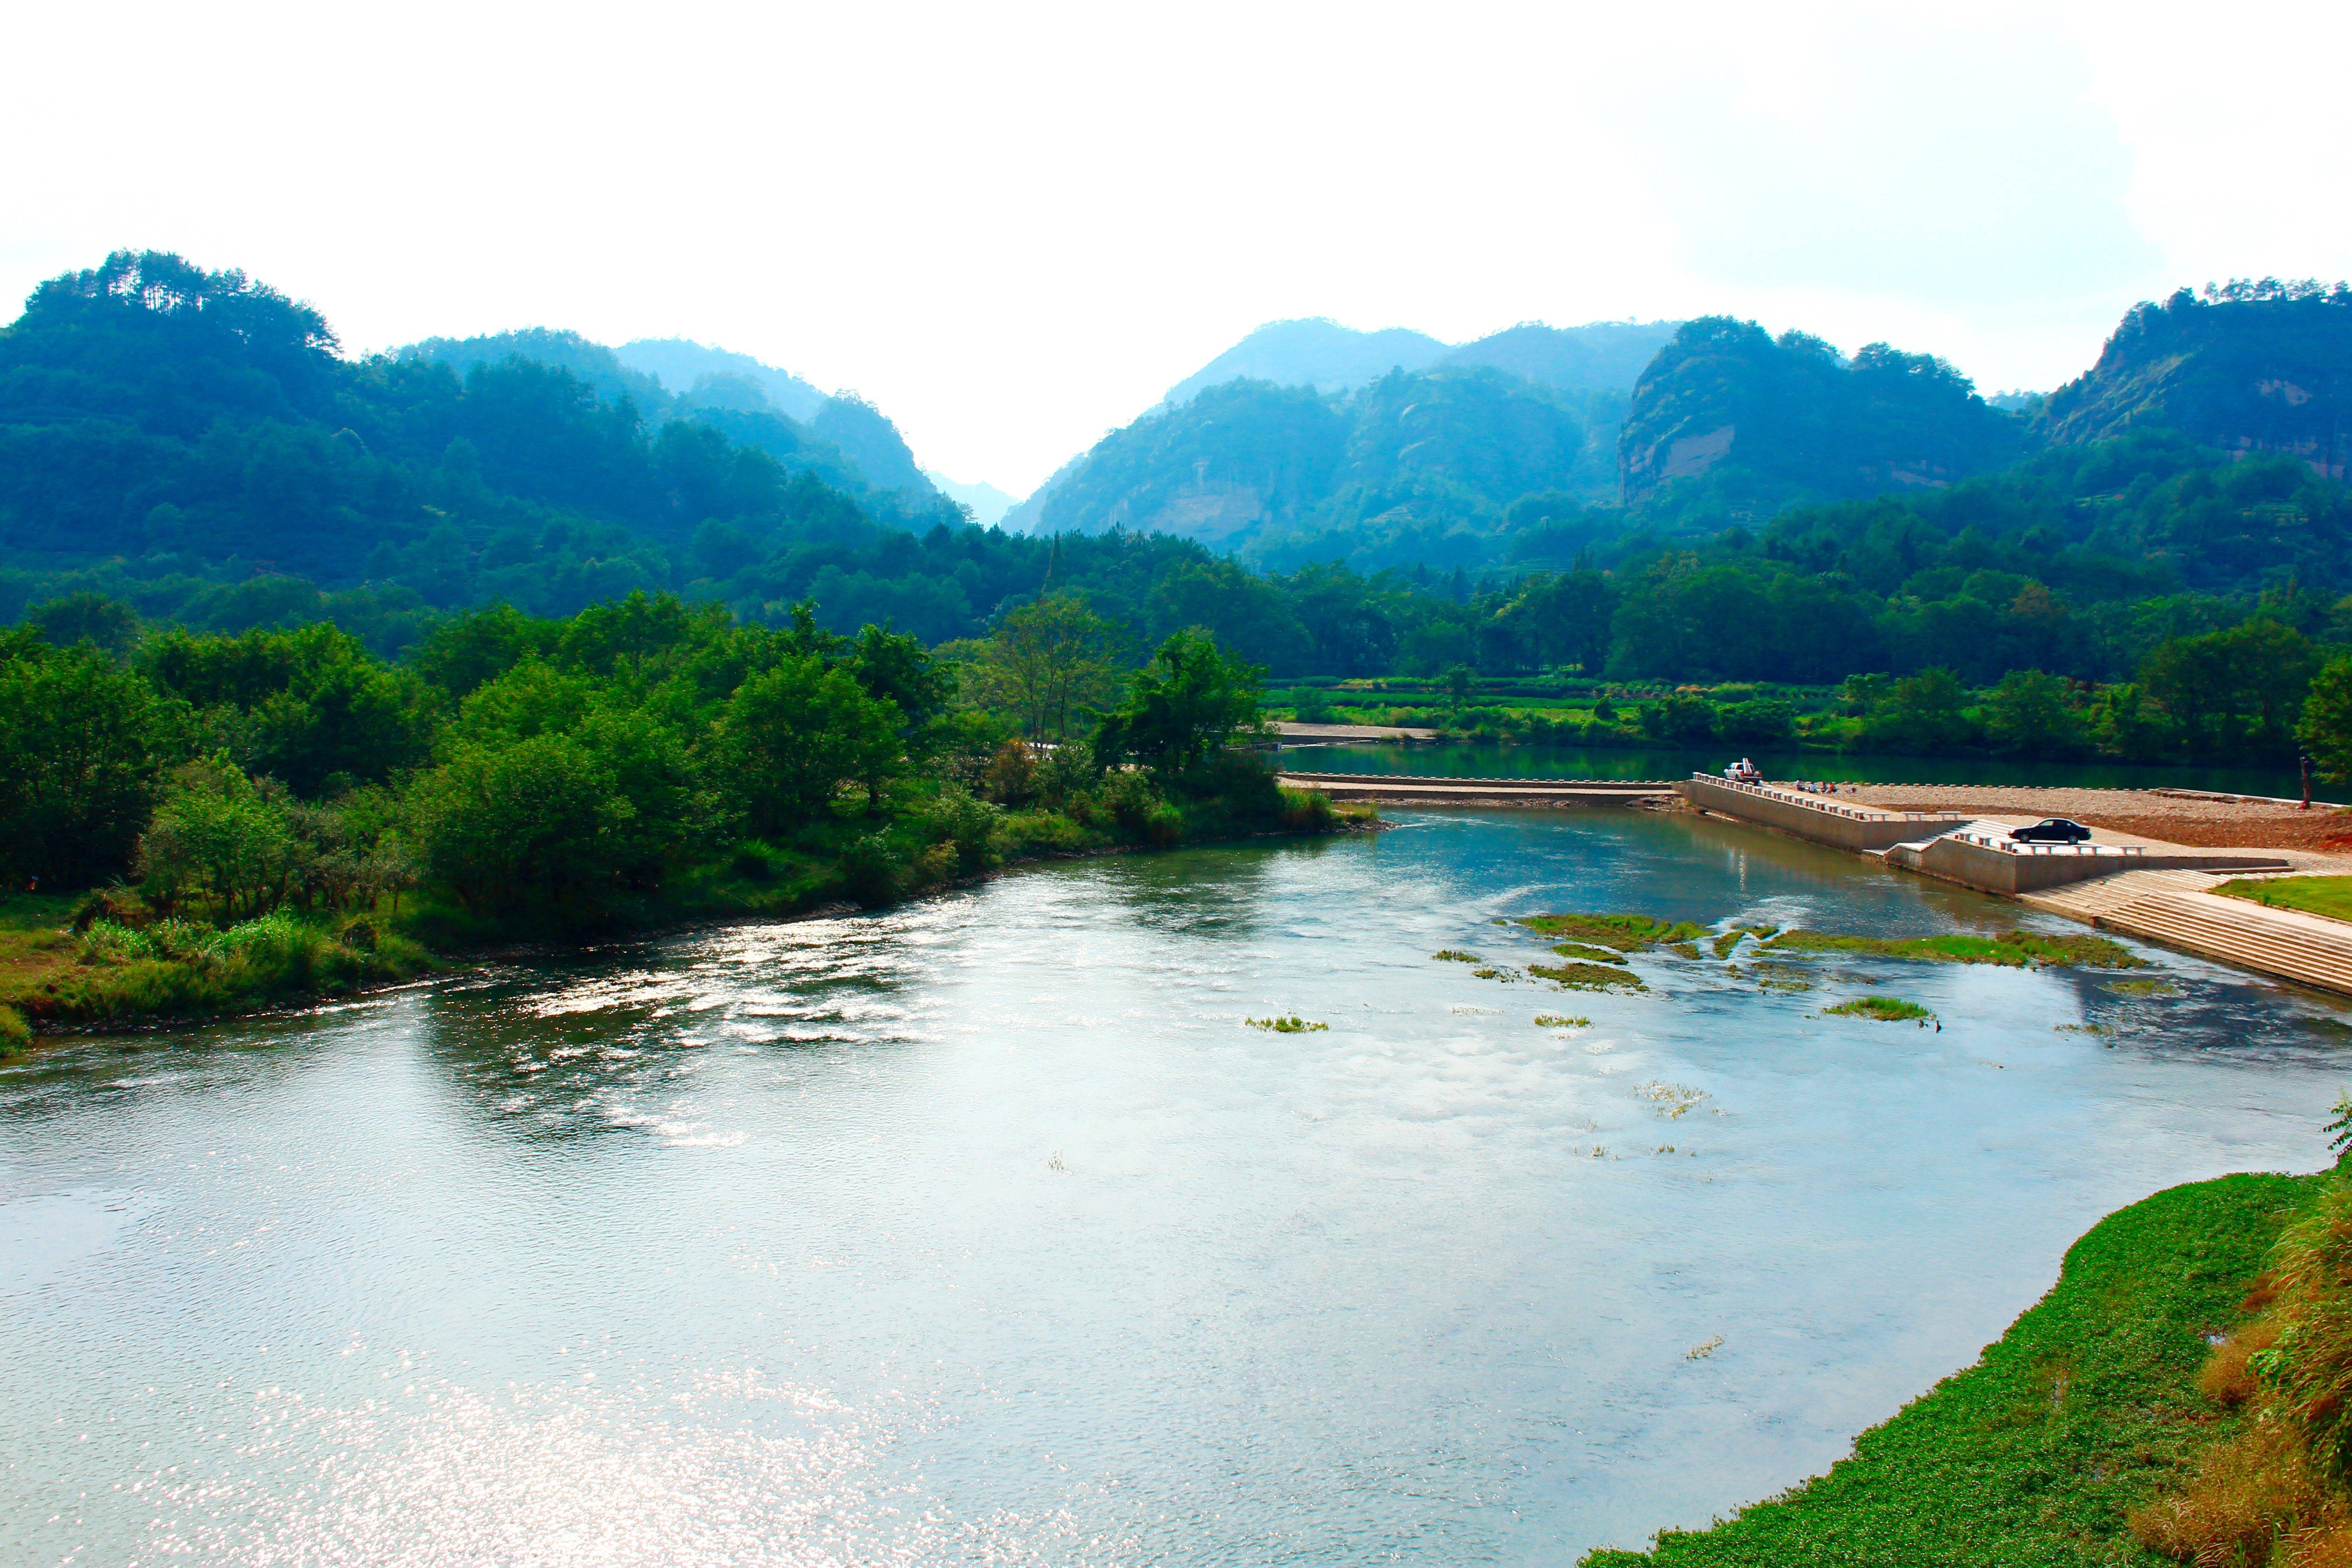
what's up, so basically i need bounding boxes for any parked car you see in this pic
[2009,818,2092,844]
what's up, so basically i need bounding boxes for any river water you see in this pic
[4,810,2345,1566]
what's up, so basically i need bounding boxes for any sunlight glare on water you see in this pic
[2,809,2344,1565]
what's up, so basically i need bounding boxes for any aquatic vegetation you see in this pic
[1550,941,1629,965]
[1518,913,1709,952]
[1534,1014,1589,1028]
[1432,949,1481,963]
[0,1004,26,1050]
[1687,1334,1724,1360]
[1637,1081,1711,1118]
[1751,961,1814,995]
[2056,1022,2119,1036]
[1822,996,1936,1022]
[1246,1015,1328,1032]
[2102,978,2180,998]
[1710,931,1747,959]
[1530,961,1646,992]
[1670,941,1703,960]
[1472,965,1524,983]
[1764,928,2145,970]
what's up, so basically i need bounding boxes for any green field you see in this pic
[2217,875,2352,925]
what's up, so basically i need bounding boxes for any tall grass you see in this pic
[20,909,429,1025]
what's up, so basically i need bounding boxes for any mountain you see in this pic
[614,338,827,422]
[1025,365,1618,569]
[399,328,670,411]
[1160,319,1448,408]
[402,329,939,504]
[1440,321,1678,397]
[1617,317,2028,514]
[926,472,1018,526]
[2041,283,2352,476]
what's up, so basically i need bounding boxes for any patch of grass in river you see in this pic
[1821,996,1936,1022]
[1765,929,2144,970]
[1518,913,1708,951]
[2102,978,2180,998]
[1534,1014,1589,1028]
[1530,961,1646,992]
[1247,1015,1327,1033]
[1550,941,1629,965]
[1432,949,1480,963]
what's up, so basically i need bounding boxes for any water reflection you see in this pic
[3,808,2347,1565]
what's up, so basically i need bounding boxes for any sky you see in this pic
[7,0,2352,498]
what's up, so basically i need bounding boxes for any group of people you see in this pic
[1719,758,1852,796]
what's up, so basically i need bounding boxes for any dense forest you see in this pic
[8,252,2352,789]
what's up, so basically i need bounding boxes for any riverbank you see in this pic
[1583,1168,2328,1567]
[0,804,1382,1051]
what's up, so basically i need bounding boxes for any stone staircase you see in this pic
[2021,870,2352,996]
[2017,869,2229,921]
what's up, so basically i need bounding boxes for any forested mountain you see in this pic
[1617,317,2029,516]
[2041,281,2352,475]
[614,338,827,421]
[1159,319,1449,408]
[1008,317,1678,539]
[1026,368,1620,569]
[1439,321,1679,397]
[397,328,940,506]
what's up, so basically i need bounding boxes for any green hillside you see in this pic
[1032,366,1618,568]
[2041,280,2352,474]
[1619,317,2029,518]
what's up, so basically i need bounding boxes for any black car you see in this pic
[2009,818,2092,844]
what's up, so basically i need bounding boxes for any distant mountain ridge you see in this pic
[397,329,939,505]
[1004,315,1679,537]
[615,338,827,422]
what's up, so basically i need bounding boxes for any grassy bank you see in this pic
[2220,876,2352,925]
[1582,1171,2324,1567]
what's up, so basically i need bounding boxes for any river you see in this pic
[3,809,2344,1565]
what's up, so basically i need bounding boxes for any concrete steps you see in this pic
[2018,869,2227,921]
[2091,888,2352,997]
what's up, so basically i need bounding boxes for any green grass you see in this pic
[1535,1014,1590,1028]
[1552,941,1631,965]
[1434,949,1482,963]
[1821,996,1936,1022]
[1530,960,1646,992]
[1246,1015,1328,1033]
[1520,913,1710,951]
[1582,1171,2321,1567]
[2216,875,2352,924]
[1764,929,2145,970]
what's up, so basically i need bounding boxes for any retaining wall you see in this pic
[1676,775,1965,853]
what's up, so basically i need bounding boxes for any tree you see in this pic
[406,735,630,911]
[976,593,1124,740]
[1093,630,1266,784]
[0,632,176,883]
[1983,669,2085,758]
[1859,668,1975,754]
[2300,658,2352,784]
[715,656,903,832]
[134,760,303,921]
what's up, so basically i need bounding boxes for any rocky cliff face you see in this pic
[1617,318,2024,508]
[2040,287,2352,477]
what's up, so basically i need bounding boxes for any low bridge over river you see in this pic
[1277,771,1678,808]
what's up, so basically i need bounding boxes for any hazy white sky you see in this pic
[6,1,2350,496]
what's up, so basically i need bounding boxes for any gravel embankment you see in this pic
[1843,784,2352,856]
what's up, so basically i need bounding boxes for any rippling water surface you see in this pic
[4,810,2346,1565]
